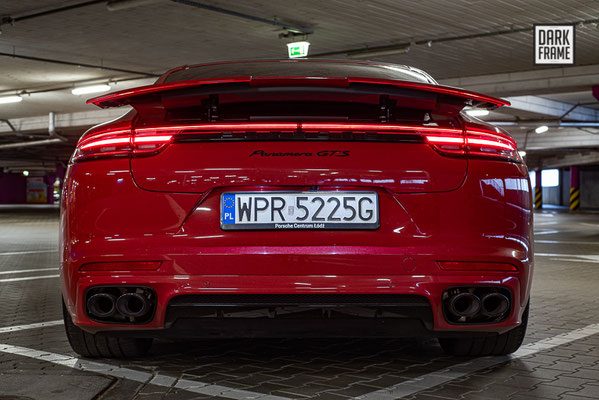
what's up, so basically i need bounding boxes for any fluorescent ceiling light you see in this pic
[465,109,489,117]
[535,125,549,134]
[72,84,111,95]
[518,151,526,157]
[0,95,23,104]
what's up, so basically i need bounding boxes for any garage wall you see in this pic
[561,169,571,207]
[542,168,563,206]
[543,186,561,205]
[581,168,599,210]
[0,173,26,204]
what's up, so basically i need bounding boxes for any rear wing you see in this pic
[87,76,510,110]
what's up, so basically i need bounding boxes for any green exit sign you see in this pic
[287,41,310,58]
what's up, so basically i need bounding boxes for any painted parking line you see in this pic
[0,249,57,256]
[0,274,59,283]
[536,253,599,263]
[535,239,599,245]
[356,322,599,400]
[0,344,292,400]
[547,258,599,264]
[0,320,63,334]
[0,267,57,275]
[534,229,561,235]
[1,321,599,400]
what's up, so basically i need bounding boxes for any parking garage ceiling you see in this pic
[1,0,599,169]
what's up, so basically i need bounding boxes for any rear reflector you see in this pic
[80,261,162,271]
[438,261,518,272]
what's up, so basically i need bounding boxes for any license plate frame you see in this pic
[220,191,379,231]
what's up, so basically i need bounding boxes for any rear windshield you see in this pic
[164,60,436,84]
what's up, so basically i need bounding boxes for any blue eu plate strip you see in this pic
[222,194,236,224]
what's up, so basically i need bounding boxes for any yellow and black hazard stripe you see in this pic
[569,187,580,211]
[534,188,542,209]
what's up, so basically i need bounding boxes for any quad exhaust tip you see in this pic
[445,288,511,323]
[480,293,510,317]
[115,292,152,318]
[448,292,481,318]
[86,286,155,323]
[87,293,117,318]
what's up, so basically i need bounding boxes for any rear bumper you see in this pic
[69,271,526,335]
[61,158,533,337]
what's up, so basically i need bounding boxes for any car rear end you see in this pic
[60,60,533,357]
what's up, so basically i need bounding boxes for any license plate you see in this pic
[220,192,379,230]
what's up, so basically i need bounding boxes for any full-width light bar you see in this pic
[134,122,467,135]
[301,123,462,134]
[135,123,300,134]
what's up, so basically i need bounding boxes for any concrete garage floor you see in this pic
[1,206,599,400]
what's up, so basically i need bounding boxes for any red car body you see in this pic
[60,60,533,358]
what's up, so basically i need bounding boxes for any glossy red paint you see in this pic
[61,61,532,344]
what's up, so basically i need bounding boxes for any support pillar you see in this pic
[534,170,542,210]
[569,166,580,211]
[56,164,66,203]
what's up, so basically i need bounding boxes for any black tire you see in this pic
[62,300,152,358]
[439,302,529,357]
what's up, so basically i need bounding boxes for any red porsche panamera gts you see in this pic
[60,60,533,358]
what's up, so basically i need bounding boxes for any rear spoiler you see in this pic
[87,76,510,109]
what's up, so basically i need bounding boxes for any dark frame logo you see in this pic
[534,24,575,65]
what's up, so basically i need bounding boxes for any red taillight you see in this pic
[464,129,518,160]
[73,128,173,163]
[424,134,466,155]
[425,127,519,162]
[438,261,518,272]
[132,134,173,154]
[73,129,132,163]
